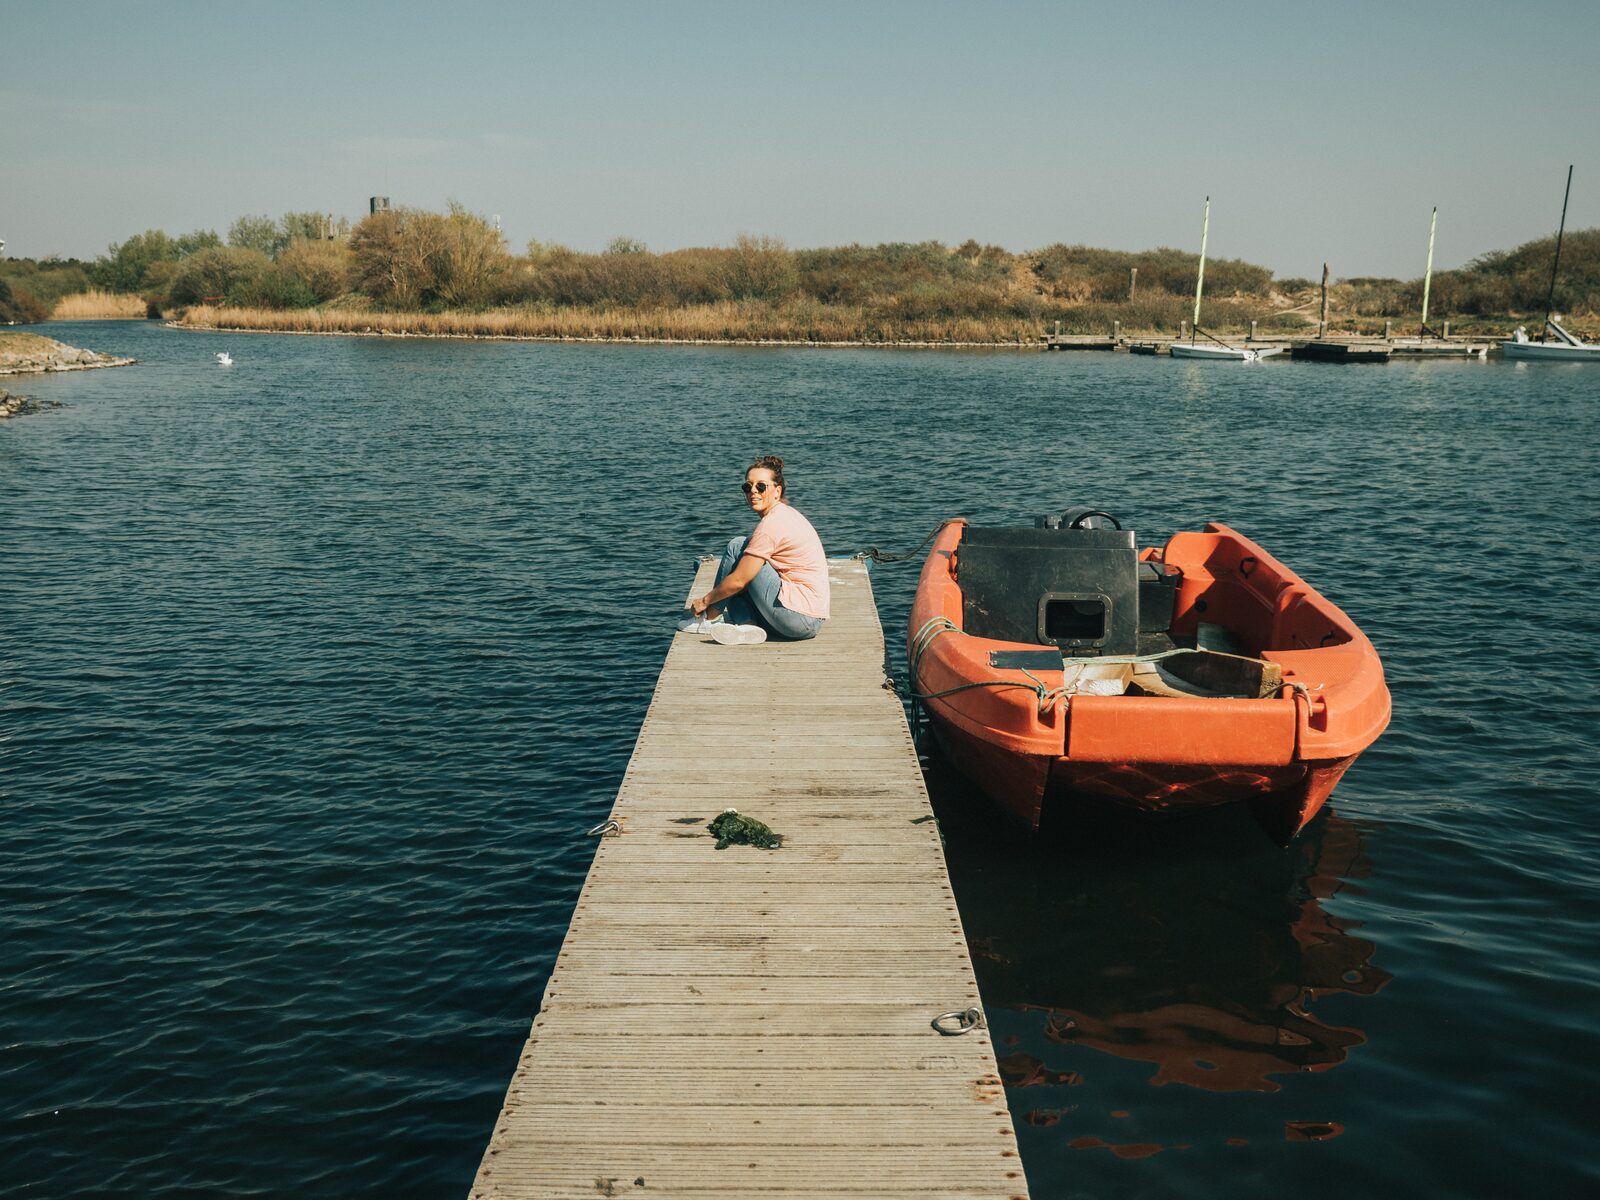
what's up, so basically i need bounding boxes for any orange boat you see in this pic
[908,511,1391,843]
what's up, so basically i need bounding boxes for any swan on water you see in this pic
[216,352,233,366]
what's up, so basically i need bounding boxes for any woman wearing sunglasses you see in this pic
[681,455,829,645]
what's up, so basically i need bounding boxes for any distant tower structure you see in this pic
[370,196,391,215]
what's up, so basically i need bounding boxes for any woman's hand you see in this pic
[690,554,762,618]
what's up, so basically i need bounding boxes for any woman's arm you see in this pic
[690,553,765,615]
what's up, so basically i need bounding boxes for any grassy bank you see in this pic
[176,293,1306,345]
[180,301,1050,344]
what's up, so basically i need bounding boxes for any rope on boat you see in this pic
[906,617,1069,720]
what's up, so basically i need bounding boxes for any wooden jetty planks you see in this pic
[472,558,1028,1200]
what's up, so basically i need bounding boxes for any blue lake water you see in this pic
[4,321,1597,1198]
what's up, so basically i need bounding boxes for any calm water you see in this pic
[4,321,1596,1198]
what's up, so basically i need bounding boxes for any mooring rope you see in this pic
[853,520,956,564]
[906,617,1067,715]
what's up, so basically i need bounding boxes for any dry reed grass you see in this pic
[52,290,147,320]
[177,302,1047,345]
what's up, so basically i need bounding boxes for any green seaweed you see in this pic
[707,809,782,851]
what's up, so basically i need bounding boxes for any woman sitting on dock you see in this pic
[681,455,829,645]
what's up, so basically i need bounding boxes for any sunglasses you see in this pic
[741,480,775,495]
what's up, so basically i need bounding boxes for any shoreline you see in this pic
[168,304,1564,349]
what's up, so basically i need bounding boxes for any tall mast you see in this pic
[1541,164,1574,340]
[1420,206,1438,335]
[1192,196,1210,341]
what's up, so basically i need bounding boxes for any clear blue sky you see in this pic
[4,0,1596,277]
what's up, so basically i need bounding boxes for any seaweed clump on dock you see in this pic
[707,809,782,851]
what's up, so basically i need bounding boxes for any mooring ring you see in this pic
[931,1007,985,1036]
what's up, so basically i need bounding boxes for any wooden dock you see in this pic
[471,558,1029,1200]
[1043,321,1489,359]
[1292,339,1392,363]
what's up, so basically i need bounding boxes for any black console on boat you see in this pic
[957,508,1180,656]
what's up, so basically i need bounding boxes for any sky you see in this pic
[4,0,1597,278]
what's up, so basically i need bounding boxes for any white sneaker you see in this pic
[677,614,722,635]
[711,623,767,646]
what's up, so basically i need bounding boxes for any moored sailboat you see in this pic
[1502,166,1600,362]
[1168,197,1283,362]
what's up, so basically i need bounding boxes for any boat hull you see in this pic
[1501,340,1600,361]
[910,520,1390,844]
[931,711,1357,845]
[1168,343,1282,361]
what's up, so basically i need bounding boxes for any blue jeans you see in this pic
[716,536,823,641]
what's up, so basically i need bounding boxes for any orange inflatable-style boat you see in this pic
[908,512,1390,843]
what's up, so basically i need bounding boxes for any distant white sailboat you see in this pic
[1168,197,1282,362]
[1502,166,1600,363]
[1504,318,1600,361]
[216,352,234,366]
[1169,340,1281,362]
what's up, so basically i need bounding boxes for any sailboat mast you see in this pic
[1192,197,1210,340]
[1541,165,1574,339]
[1420,206,1437,334]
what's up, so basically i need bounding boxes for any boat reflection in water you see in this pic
[927,747,1391,1120]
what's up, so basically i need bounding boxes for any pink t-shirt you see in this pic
[745,503,830,619]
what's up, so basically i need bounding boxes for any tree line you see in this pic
[3,203,1596,327]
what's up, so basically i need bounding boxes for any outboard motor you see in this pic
[1036,507,1123,532]
[960,508,1140,656]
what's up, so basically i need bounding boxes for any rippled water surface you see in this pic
[4,322,1597,1198]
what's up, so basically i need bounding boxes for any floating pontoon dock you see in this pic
[471,559,1028,1199]
[1045,328,1489,358]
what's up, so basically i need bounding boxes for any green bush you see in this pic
[168,246,271,305]
[90,228,223,295]
[277,239,351,303]
[226,267,318,309]
[0,257,94,307]
[0,277,50,324]
[1426,228,1599,315]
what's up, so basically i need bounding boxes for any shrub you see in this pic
[167,246,271,305]
[277,239,352,303]
[348,204,508,309]
[226,267,318,310]
[0,257,94,308]
[90,230,177,292]
[0,277,50,324]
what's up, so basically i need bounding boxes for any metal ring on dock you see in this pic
[931,1007,985,1036]
[585,819,620,837]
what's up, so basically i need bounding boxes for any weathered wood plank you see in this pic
[473,560,1027,1198]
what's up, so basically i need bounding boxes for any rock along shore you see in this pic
[0,386,65,420]
[0,332,137,378]
[0,332,136,419]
